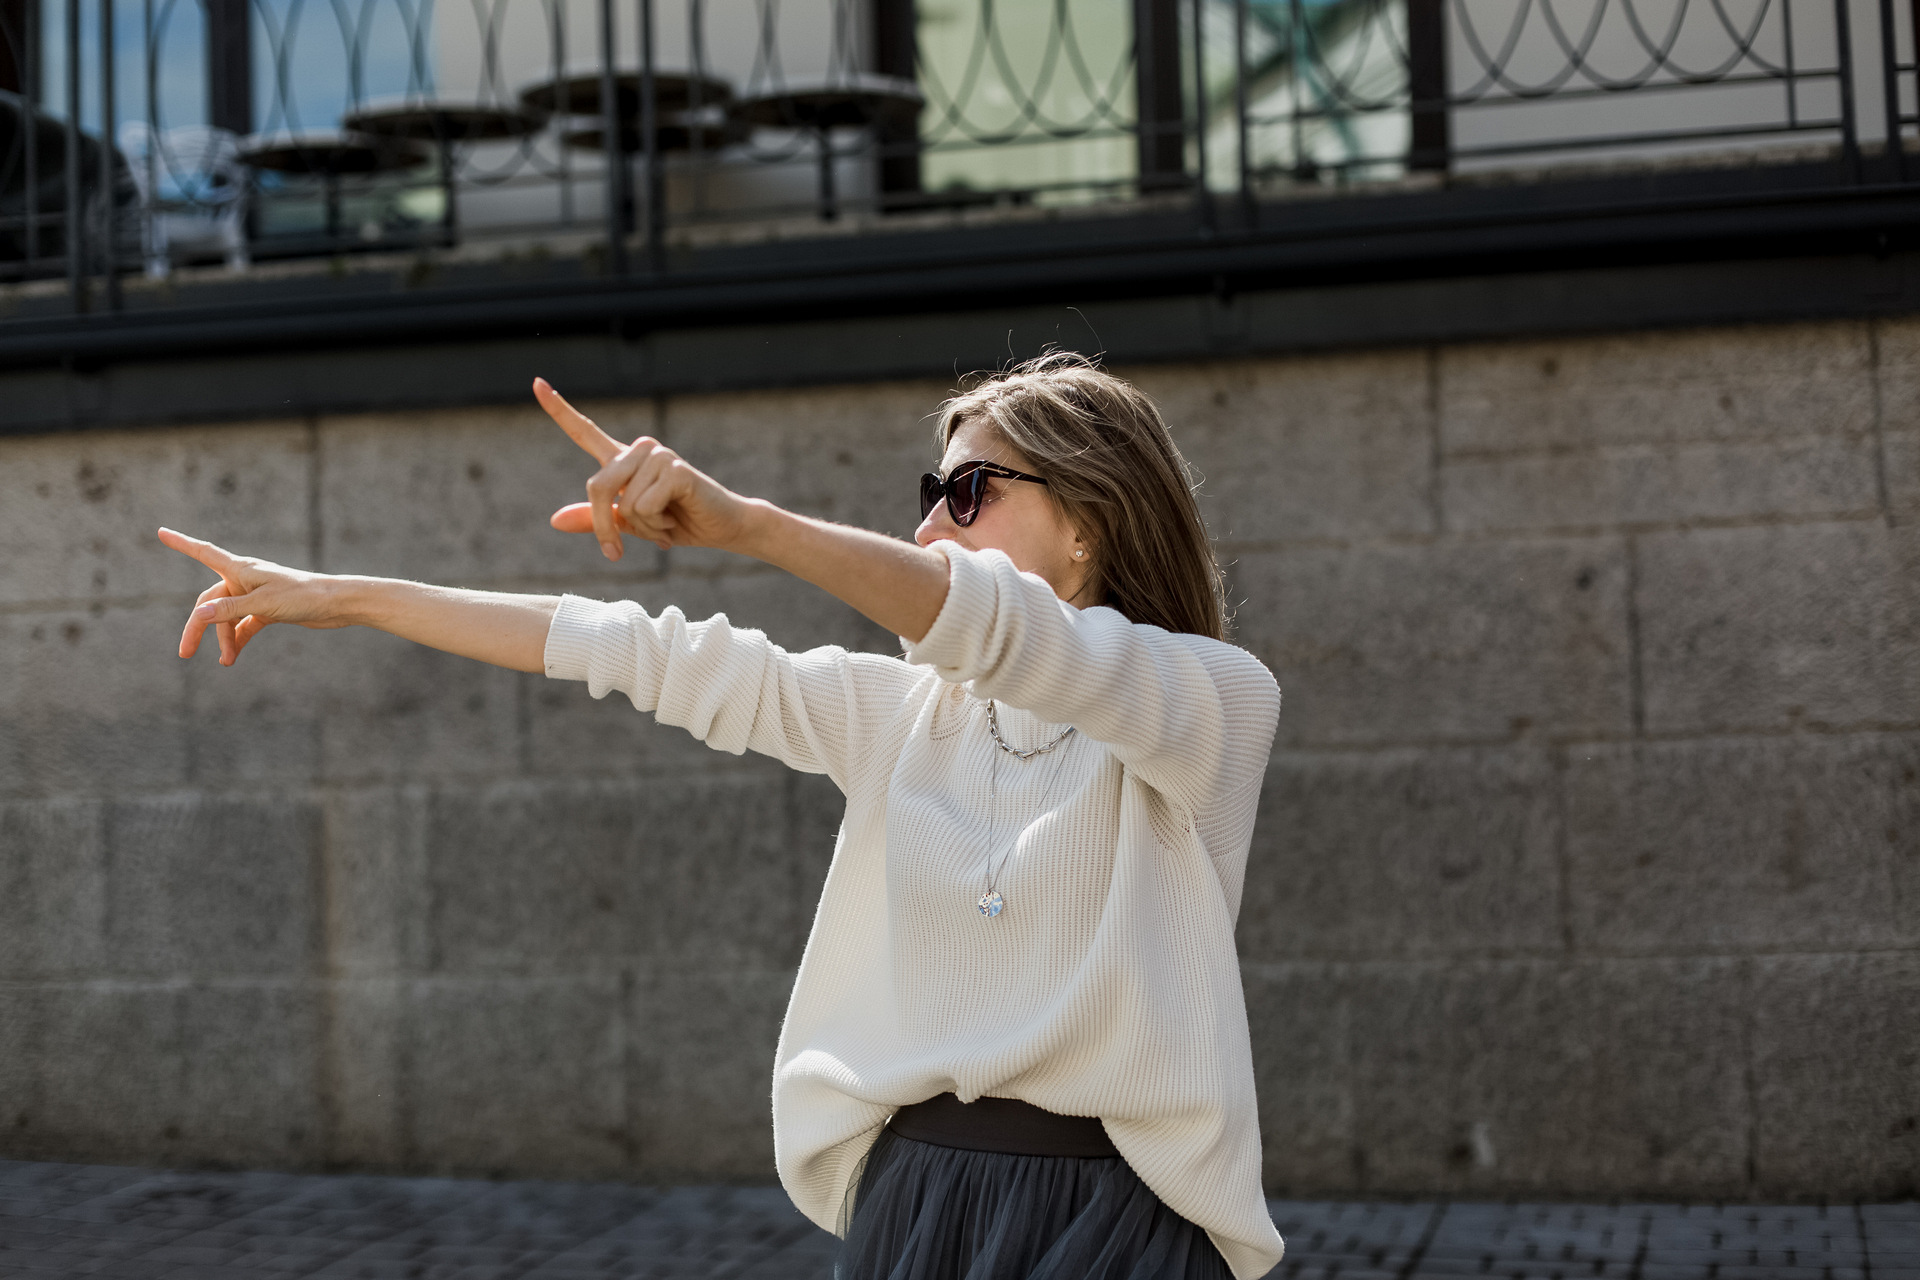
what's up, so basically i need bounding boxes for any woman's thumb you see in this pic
[195,592,259,623]
[551,502,595,533]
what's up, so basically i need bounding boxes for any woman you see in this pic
[161,353,1286,1280]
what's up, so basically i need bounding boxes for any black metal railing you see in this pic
[0,0,1912,309]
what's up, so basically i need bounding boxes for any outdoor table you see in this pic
[236,129,426,242]
[340,100,544,243]
[559,108,741,156]
[517,71,733,121]
[732,74,921,219]
[522,72,737,250]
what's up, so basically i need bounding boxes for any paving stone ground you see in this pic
[1,1160,1914,1280]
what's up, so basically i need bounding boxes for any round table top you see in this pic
[237,130,427,174]
[341,99,545,143]
[734,75,922,130]
[517,70,734,119]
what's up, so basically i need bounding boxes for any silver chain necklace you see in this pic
[986,698,1077,760]
[977,700,1077,918]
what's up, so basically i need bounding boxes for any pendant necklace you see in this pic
[976,699,1077,918]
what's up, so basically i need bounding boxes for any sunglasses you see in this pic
[920,460,1050,527]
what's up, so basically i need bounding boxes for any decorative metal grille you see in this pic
[0,0,1911,300]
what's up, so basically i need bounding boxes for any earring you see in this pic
[1073,548,1086,559]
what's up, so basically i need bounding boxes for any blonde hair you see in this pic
[936,352,1228,641]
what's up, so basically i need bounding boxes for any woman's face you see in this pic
[913,416,1092,606]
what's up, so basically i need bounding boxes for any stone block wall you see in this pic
[0,318,1914,1200]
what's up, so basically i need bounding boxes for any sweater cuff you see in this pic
[543,593,618,682]
[901,540,998,679]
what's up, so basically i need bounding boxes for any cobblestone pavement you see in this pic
[2,1159,1915,1279]
[1265,1199,1920,1279]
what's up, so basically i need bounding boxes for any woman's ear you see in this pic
[1066,518,1090,564]
[1063,532,1098,608]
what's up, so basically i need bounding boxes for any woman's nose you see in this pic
[914,505,954,547]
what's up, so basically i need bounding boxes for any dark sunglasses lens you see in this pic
[919,473,942,520]
[952,467,989,526]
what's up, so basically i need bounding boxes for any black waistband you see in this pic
[889,1093,1120,1159]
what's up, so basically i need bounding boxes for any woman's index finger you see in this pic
[533,377,621,464]
[157,527,240,575]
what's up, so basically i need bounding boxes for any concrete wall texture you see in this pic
[1,315,1916,1202]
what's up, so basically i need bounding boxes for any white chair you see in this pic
[118,122,251,276]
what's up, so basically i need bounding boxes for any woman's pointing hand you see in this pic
[534,377,759,560]
[158,528,356,666]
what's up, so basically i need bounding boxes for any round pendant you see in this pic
[977,890,1004,918]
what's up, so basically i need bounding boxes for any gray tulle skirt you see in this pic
[835,1125,1237,1280]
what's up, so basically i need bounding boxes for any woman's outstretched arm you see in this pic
[164,377,954,672]
[160,528,560,672]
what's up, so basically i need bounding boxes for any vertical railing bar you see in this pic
[143,0,155,275]
[1234,0,1251,223]
[828,0,846,218]
[554,0,571,226]
[1783,0,1798,127]
[23,0,38,268]
[1911,0,1920,144]
[1134,0,1182,196]
[1407,0,1449,173]
[1836,0,1862,179]
[1134,0,1154,196]
[99,0,119,308]
[409,0,429,98]
[683,0,698,216]
[436,131,455,247]
[65,0,85,311]
[597,0,627,273]
[1287,0,1304,178]
[639,0,659,270]
[346,0,360,107]
[1190,0,1210,227]
[1880,0,1906,175]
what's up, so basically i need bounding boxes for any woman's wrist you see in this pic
[332,574,402,631]
[730,497,794,565]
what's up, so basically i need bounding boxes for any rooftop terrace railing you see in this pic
[0,0,1914,315]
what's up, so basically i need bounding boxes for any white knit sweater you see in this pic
[542,540,1286,1278]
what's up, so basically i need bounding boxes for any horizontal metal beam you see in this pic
[5,244,1917,436]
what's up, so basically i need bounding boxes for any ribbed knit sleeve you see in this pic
[903,541,1279,831]
[544,593,927,791]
